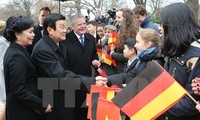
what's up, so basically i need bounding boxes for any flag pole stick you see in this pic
[186,92,198,104]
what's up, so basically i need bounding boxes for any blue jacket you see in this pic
[141,17,159,33]
[158,41,200,120]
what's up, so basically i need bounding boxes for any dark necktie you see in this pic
[79,36,84,46]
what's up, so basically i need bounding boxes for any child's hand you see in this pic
[99,58,104,63]
[110,44,116,51]
[191,78,200,95]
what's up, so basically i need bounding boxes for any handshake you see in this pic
[95,76,108,86]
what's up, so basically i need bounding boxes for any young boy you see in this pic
[106,38,138,88]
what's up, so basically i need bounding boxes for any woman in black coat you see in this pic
[3,16,51,120]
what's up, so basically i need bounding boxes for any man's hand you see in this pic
[92,60,101,68]
[95,76,107,86]
[45,104,52,113]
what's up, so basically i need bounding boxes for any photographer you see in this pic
[94,10,107,24]
[107,8,117,26]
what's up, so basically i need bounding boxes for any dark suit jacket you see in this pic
[32,35,95,120]
[27,24,43,54]
[4,42,45,120]
[111,47,128,73]
[62,31,99,77]
[107,58,138,88]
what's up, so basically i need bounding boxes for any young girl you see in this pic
[110,8,139,73]
[157,3,200,120]
[107,28,164,88]
[96,23,105,44]
[99,25,118,75]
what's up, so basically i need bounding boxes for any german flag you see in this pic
[112,61,187,120]
[102,49,116,66]
[96,44,102,57]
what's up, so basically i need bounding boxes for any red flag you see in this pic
[97,68,107,77]
[102,49,116,66]
[96,98,121,120]
[96,44,102,57]
[112,61,187,120]
[108,32,118,46]
[87,85,121,119]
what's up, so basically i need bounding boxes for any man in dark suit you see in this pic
[32,13,104,120]
[62,14,100,120]
[27,7,51,54]
[63,14,100,77]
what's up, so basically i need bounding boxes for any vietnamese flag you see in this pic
[87,85,121,119]
[96,98,121,120]
[108,32,118,46]
[112,61,187,120]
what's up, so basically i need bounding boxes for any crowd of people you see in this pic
[1,2,200,120]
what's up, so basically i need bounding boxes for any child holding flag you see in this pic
[99,25,118,76]
[110,8,139,73]
[105,28,164,88]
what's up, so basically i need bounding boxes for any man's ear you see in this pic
[47,26,52,35]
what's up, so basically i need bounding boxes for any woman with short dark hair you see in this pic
[3,16,51,120]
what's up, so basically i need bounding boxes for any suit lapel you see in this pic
[125,59,138,72]
[70,31,84,48]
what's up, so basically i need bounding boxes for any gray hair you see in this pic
[70,14,85,25]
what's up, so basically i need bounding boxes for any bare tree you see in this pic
[147,0,164,19]
[35,0,58,13]
[8,0,37,17]
[61,0,124,20]
[186,0,199,21]
[133,0,147,6]
[0,4,21,21]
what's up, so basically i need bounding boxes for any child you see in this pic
[106,28,164,88]
[106,38,138,87]
[99,25,118,75]
[96,23,106,44]
[86,20,97,39]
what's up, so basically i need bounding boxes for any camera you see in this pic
[85,16,90,23]
[107,8,117,19]
[95,15,106,24]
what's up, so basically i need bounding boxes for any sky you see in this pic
[0,0,185,6]
[0,0,185,19]
[0,0,186,20]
